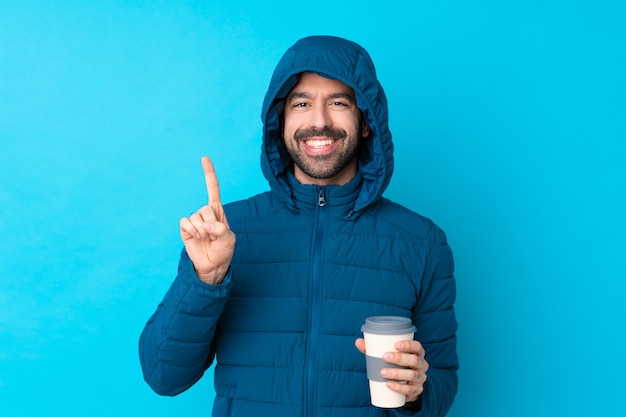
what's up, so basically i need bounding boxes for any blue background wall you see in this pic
[1,1,624,415]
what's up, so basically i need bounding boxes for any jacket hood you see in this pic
[260,35,393,215]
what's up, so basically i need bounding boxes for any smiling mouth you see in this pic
[304,138,336,148]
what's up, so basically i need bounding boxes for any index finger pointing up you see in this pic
[201,156,221,205]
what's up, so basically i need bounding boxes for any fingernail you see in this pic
[383,353,393,361]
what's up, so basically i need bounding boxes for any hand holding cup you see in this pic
[356,316,427,408]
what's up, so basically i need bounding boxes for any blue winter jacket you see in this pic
[139,36,458,417]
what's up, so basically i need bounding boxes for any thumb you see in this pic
[355,338,366,354]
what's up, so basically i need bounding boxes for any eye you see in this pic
[331,101,349,107]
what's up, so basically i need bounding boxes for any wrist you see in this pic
[195,266,229,285]
[403,395,422,411]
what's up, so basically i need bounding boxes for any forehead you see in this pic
[289,72,355,96]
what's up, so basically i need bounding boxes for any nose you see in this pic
[309,104,332,129]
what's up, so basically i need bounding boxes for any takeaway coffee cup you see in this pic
[361,316,416,408]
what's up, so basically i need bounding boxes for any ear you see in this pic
[361,120,371,138]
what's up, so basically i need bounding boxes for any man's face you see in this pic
[283,72,370,186]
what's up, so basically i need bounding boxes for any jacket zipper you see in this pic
[307,188,327,417]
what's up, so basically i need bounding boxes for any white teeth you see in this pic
[305,139,334,148]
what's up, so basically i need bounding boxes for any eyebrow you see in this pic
[329,92,355,102]
[287,91,355,104]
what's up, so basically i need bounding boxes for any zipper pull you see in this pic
[317,189,326,207]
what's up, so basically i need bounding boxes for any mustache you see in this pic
[293,127,347,141]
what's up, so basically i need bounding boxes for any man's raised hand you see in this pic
[179,156,236,285]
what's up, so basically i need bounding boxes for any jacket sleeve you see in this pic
[394,226,459,417]
[138,248,232,396]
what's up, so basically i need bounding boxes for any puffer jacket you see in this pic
[139,36,458,417]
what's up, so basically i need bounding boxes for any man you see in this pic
[139,35,458,416]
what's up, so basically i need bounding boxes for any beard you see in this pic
[284,126,361,180]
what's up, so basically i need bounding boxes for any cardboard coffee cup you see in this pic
[361,316,416,408]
